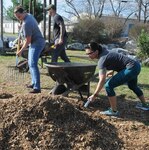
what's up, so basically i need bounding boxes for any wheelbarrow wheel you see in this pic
[51,84,67,95]
[17,60,29,73]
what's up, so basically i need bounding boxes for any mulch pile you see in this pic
[0,93,149,150]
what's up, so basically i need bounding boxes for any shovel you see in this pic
[16,32,21,66]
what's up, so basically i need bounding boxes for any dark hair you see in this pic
[88,41,103,54]
[14,5,25,13]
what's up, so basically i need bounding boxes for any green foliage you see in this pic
[138,29,149,59]
[6,0,43,23]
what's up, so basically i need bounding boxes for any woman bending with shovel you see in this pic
[14,5,45,93]
[85,41,149,116]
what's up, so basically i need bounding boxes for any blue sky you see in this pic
[4,0,12,8]
[4,0,134,19]
[4,0,68,17]
[4,0,66,8]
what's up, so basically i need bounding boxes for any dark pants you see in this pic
[52,37,70,62]
[105,63,143,97]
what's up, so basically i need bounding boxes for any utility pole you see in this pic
[33,0,36,16]
[43,0,46,38]
[138,0,142,22]
[54,0,57,9]
[0,0,4,50]
[121,0,142,22]
[29,0,33,14]
[48,0,52,42]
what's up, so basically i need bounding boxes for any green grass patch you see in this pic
[0,50,149,100]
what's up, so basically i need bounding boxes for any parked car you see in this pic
[67,42,85,50]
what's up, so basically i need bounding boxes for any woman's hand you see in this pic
[106,70,114,77]
[88,94,98,102]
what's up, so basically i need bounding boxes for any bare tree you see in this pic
[85,0,106,18]
[134,0,142,22]
[109,0,139,27]
[137,0,149,23]
[109,0,133,17]
[65,0,106,19]
[65,0,81,19]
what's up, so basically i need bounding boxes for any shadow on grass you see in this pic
[0,52,16,56]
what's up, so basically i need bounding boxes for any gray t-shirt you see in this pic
[22,14,45,45]
[98,49,137,72]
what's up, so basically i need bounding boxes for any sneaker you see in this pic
[136,103,149,110]
[100,108,119,116]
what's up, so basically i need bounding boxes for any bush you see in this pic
[137,29,149,59]
[72,18,105,43]
[104,17,124,40]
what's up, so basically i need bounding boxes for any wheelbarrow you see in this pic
[16,42,54,72]
[44,62,96,99]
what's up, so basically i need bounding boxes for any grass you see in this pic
[0,50,149,101]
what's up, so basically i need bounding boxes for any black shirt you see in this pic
[53,14,67,40]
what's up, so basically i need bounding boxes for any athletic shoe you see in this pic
[100,108,119,116]
[136,102,149,110]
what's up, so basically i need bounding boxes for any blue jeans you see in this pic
[52,37,70,62]
[28,42,45,90]
[105,62,143,97]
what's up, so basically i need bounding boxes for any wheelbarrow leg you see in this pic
[40,56,47,68]
[87,82,90,98]
[78,90,84,100]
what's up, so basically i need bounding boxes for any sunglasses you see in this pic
[86,51,95,55]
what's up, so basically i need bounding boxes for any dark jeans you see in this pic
[52,37,70,62]
[105,62,143,97]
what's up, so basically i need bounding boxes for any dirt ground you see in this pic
[0,58,149,150]
[0,91,149,150]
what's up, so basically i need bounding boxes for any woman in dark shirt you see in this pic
[85,41,148,116]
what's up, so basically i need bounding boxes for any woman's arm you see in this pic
[88,69,107,101]
[93,70,106,96]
